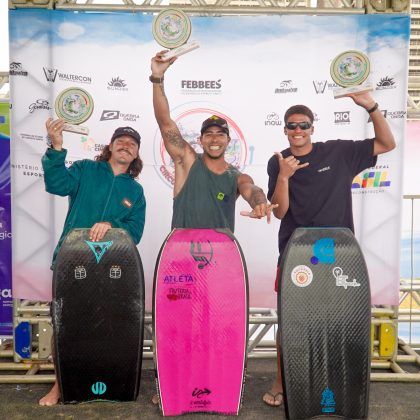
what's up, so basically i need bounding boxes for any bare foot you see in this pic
[151,394,159,405]
[39,382,60,406]
[262,380,283,407]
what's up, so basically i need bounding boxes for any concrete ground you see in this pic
[0,358,419,420]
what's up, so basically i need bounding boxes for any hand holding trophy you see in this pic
[152,8,199,61]
[54,87,94,135]
[330,51,373,99]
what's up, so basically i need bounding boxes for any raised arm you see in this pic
[347,92,396,156]
[151,52,196,188]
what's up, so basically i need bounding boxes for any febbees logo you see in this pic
[181,79,222,95]
[153,107,248,188]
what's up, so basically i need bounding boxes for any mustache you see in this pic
[116,148,132,156]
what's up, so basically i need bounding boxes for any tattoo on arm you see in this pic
[164,129,186,150]
[159,83,166,98]
[249,187,266,208]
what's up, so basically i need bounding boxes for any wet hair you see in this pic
[284,105,314,124]
[95,145,143,179]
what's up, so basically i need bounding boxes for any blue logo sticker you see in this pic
[320,387,336,413]
[91,381,107,395]
[85,240,113,264]
[312,237,335,264]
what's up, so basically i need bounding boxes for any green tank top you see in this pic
[172,154,241,232]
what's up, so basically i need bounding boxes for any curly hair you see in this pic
[95,145,143,179]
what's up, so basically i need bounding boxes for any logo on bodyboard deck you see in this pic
[320,387,336,413]
[311,237,335,265]
[109,265,122,279]
[192,387,211,398]
[291,265,313,288]
[85,240,113,263]
[333,267,361,289]
[91,381,107,395]
[74,266,86,279]
[190,241,213,269]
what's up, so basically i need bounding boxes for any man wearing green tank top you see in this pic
[150,51,276,231]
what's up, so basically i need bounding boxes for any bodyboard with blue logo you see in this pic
[53,228,144,403]
[153,228,248,416]
[279,227,371,419]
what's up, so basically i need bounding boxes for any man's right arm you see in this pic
[42,118,82,196]
[268,153,309,219]
[151,52,195,194]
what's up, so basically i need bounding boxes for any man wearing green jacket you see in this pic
[39,118,146,406]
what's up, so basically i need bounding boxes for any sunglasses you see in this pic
[285,121,312,130]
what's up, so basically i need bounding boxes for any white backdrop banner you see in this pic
[9,10,409,307]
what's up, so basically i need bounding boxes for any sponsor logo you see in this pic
[99,110,139,122]
[154,107,248,187]
[43,67,58,82]
[317,166,330,173]
[164,274,194,284]
[333,267,360,289]
[0,289,12,299]
[43,67,92,84]
[192,388,211,399]
[352,169,391,189]
[387,110,406,119]
[291,265,313,288]
[167,287,192,301]
[334,111,350,124]
[181,79,222,95]
[376,76,396,90]
[85,240,113,264]
[0,230,12,240]
[110,265,122,279]
[313,80,327,94]
[321,387,336,413]
[265,112,282,126]
[311,238,335,264]
[190,241,213,269]
[20,133,44,142]
[107,76,128,91]
[91,382,107,395]
[10,162,44,178]
[80,135,96,152]
[9,62,28,76]
[28,99,52,114]
[122,198,133,208]
[74,266,86,280]
[275,80,298,94]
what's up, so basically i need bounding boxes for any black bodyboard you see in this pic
[279,228,371,419]
[53,228,145,403]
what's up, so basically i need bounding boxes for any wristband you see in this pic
[149,75,164,84]
[367,103,379,114]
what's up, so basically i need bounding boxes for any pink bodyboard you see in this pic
[153,228,248,416]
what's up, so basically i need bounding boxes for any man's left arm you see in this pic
[347,92,396,156]
[237,174,277,223]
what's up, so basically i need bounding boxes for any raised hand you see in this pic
[46,118,65,150]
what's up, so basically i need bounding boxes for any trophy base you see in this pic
[333,83,373,99]
[63,123,89,135]
[161,41,200,61]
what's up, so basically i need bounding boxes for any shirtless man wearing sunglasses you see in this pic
[263,91,396,408]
